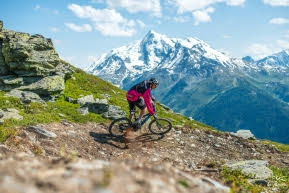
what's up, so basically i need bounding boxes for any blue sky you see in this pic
[1,0,289,68]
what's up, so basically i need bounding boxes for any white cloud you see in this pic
[50,27,61,32]
[193,7,215,26]
[173,16,190,23]
[263,0,289,6]
[94,22,136,36]
[106,0,162,17]
[246,39,289,59]
[68,4,136,36]
[65,23,92,32]
[246,43,275,59]
[34,5,40,11]
[137,20,146,28]
[226,0,246,6]
[171,0,245,13]
[276,39,289,49]
[269,17,289,24]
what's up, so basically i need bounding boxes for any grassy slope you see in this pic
[0,68,212,142]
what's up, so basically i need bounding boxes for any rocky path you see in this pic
[0,121,288,193]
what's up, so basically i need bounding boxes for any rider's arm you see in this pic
[143,89,155,115]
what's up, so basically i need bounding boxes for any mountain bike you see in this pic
[109,103,172,137]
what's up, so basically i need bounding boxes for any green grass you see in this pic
[221,166,289,193]
[270,166,289,193]
[261,140,289,152]
[177,179,189,188]
[221,167,264,193]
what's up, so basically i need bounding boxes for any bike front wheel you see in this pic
[148,118,172,135]
[109,118,132,137]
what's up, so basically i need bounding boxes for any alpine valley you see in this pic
[86,30,289,144]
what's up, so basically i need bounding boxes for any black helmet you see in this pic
[149,78,159,86]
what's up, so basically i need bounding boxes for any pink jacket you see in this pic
[126,89,155,115]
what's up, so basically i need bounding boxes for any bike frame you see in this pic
[140,113,152,126]
[131,102,157,127]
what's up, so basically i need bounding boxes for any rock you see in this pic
[231,130,255,140]
[1,176,41,193]
[65,97,78,104]
[248,179,269,186]
[0,75,22,90]
[175,130,182,135]
[18,75,65,95]
[224,160,273,179]
[1,30,62,76]
[85,102,109,114]
[54,62,74,80]
[58,113,66,118]
[5,89,45,104]
[0,22,74,100]
[77,95,95,106]
[77,107,89,115]
[95,98,108,104]
[0,108,23,123]
[0,145,10,155]
[27,126,57,138]
[68,159,109,170]
[102,105,126,120]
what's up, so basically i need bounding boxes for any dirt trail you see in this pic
[0,121,288,193]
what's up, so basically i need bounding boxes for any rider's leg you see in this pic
[128,100,136,122]
[128,112,133,121]
[138,107,146,120]
[136,97,146,121]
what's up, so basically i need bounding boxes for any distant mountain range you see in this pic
[86,30,289,144]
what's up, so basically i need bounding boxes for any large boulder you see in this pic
[102,105,126,120]
[75,95,126,119]
[0,20,74,100]
[4,90,45,104]
[1,31,64,77]
[18,75,65,95]
[231,130,256,140]
[225,160,273,179]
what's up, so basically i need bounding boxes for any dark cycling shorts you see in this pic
[128,98,146,113]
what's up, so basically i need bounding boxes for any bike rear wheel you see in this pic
[109,118,132,137]
[148,118,172,135]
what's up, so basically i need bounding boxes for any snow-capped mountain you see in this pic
[87,30,252,87]
[256,49,289,72]
[87,31,289,88]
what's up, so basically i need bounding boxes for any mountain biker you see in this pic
[126,78,159,129]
